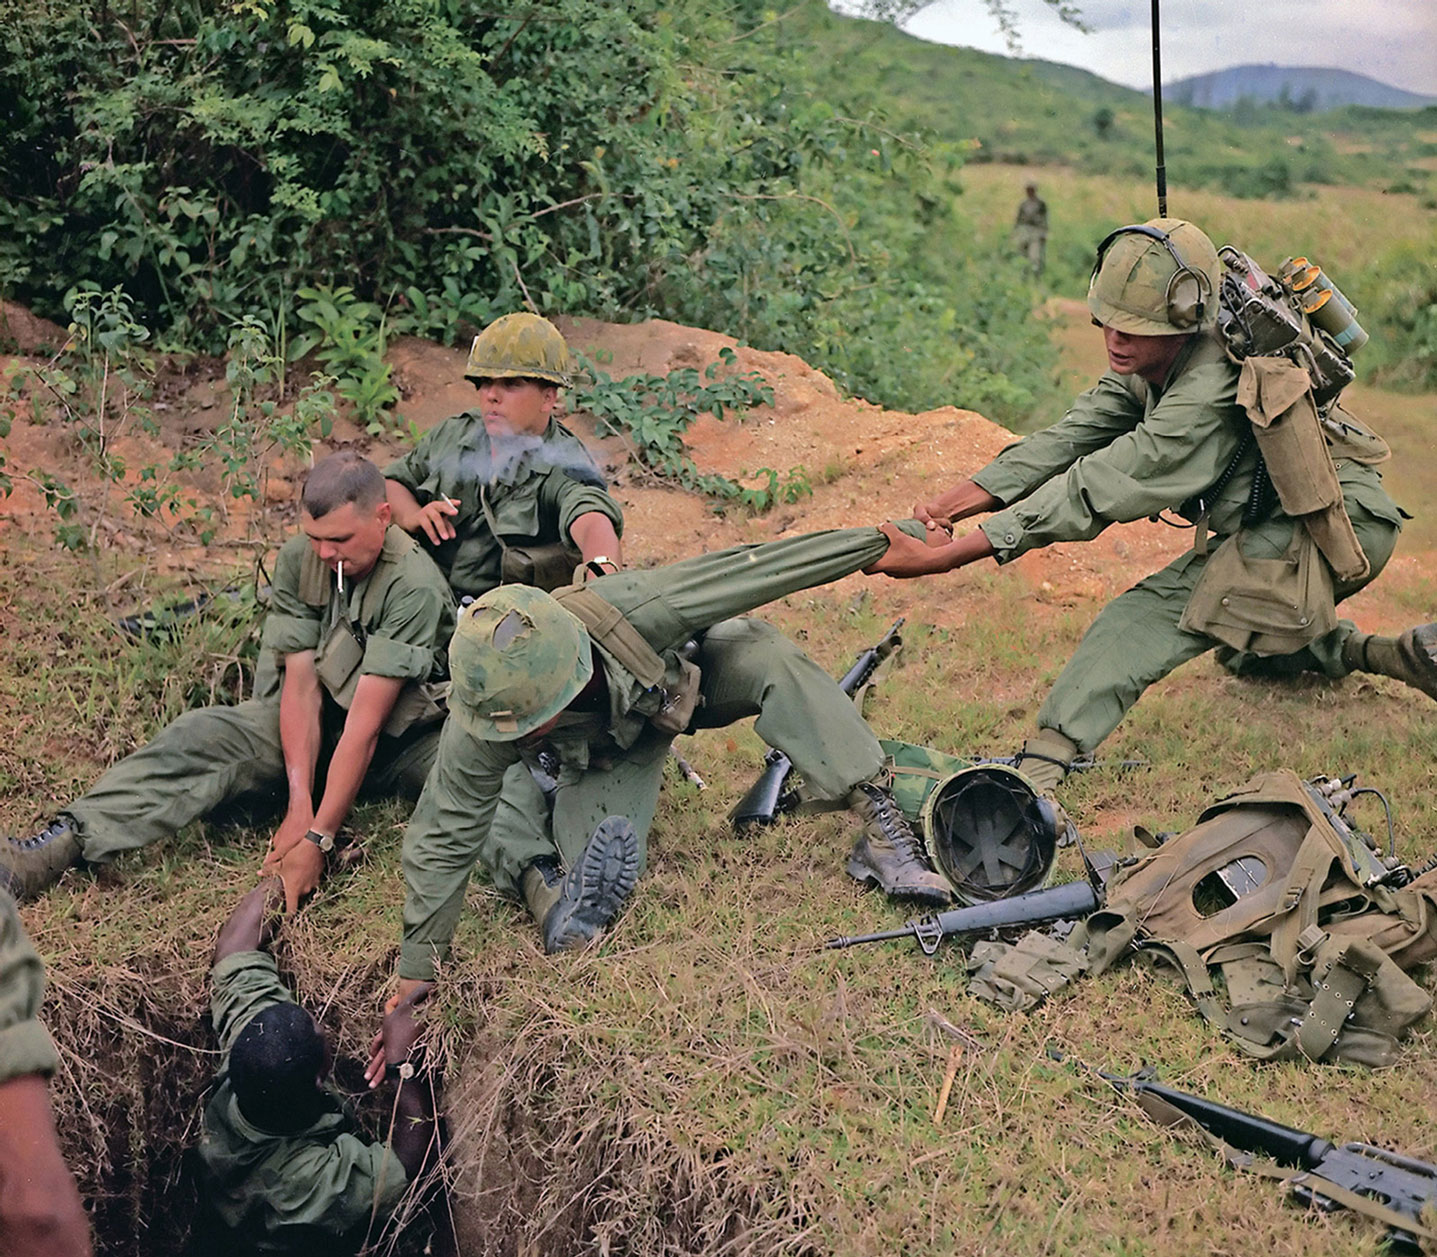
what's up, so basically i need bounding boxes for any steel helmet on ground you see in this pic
[921,763,1062,905]
[464,312,576,387]
[1087,218,1221,336]
[448,585,593,741]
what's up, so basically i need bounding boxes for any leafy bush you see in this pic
[0,0,1054,419]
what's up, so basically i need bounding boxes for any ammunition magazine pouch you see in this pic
[480,486,584,593]
[964,770,1437,1067]
[550,586,702,736]
[1237,356,1368,582]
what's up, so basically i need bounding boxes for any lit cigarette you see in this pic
[443,495,459,510]
[336,559,344,594]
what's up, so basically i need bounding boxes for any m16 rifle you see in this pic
[730,618,904,829]
[826,873,1105,956]
[1093,1063,1437,1251]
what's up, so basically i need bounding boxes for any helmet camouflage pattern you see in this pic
[448,585,593,741]
[464,312,576,387]
[1088,217,1221,336]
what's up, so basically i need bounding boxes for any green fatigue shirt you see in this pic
[0,890,58,1085]
[971,329,1397,562]
[198,952,409,1250]
[397,525,911,981]
[260,526,457,738]
[384,415,624,598]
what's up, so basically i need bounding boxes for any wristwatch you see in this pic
[585,555,619,578]
[304,829,335,853]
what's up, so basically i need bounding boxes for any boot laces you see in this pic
[855,783,925,859]
[14,819,71,852]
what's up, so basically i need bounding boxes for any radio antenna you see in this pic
[1151,0,1167,215]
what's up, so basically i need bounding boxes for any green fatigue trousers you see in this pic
[1038,496,1401,753]
[66,699,441,862]
[481,617,886,895]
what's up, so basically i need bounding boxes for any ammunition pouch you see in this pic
[499,541,586,593]
[1179,527,1336,656]
[1238,355,1368,582]
[481,484,585,593]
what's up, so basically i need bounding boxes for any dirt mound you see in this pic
[3,305,1193,626]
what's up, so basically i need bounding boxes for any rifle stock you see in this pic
[730,618,904,831]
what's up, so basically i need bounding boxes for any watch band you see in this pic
[585,555,618,577]
[304,829,335,853]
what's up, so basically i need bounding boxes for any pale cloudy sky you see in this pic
[894,0,1437,97]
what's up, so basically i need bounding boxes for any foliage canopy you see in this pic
[0,0,1052,419]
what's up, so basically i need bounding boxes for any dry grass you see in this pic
[7,531,1437,1256]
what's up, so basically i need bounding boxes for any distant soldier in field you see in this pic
[198,882,441,1255]
[384,312,626,598]
[1013,183,1049,276]
[0,453,455,907]
[364,524,955,1025]
[869,218,1434,792]
[0,888,91,1257]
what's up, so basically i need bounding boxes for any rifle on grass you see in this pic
[730,617,904,829]
[1092,1062,1437,1251]
[825,874,1103,956]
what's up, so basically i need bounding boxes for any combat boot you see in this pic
[0,818,83,899]
[1012,728,1079,797]
[519,816,641,955]
[846,780,952,906]
[1345,624,1437,699]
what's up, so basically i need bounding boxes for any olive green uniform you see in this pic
[384,414,623,598]
[972,330,1403,752]
[0,890,58,1085]
[197,950,409,1250]
[399,525,906,981]
[1013,194,1048,275]
[65,527,456,862]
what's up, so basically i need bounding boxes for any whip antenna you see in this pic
[1151,0,1167,214]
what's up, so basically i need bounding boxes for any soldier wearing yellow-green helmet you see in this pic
[868,217,1435,790]
[384,312,626,599]
[384,524,957,1001]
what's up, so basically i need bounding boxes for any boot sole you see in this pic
[543,817,642,954]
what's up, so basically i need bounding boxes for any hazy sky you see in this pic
[893,0,1437,97]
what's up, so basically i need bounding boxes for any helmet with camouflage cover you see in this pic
[464,312,576,387]
[448,585,593,741]
[1088,218,1221,336]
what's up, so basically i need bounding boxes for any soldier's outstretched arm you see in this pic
[863,521,996,579]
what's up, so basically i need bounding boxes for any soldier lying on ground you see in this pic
[364,524,954,1034]
[384,312,625,597]
[868,217,1433,793]
[197,882,442,1255]
[1,453,456,909]
[0,888,91,1257]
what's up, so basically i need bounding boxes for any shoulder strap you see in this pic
[550,586,666,689]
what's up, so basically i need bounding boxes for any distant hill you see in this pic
[1166,65,1436,112]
